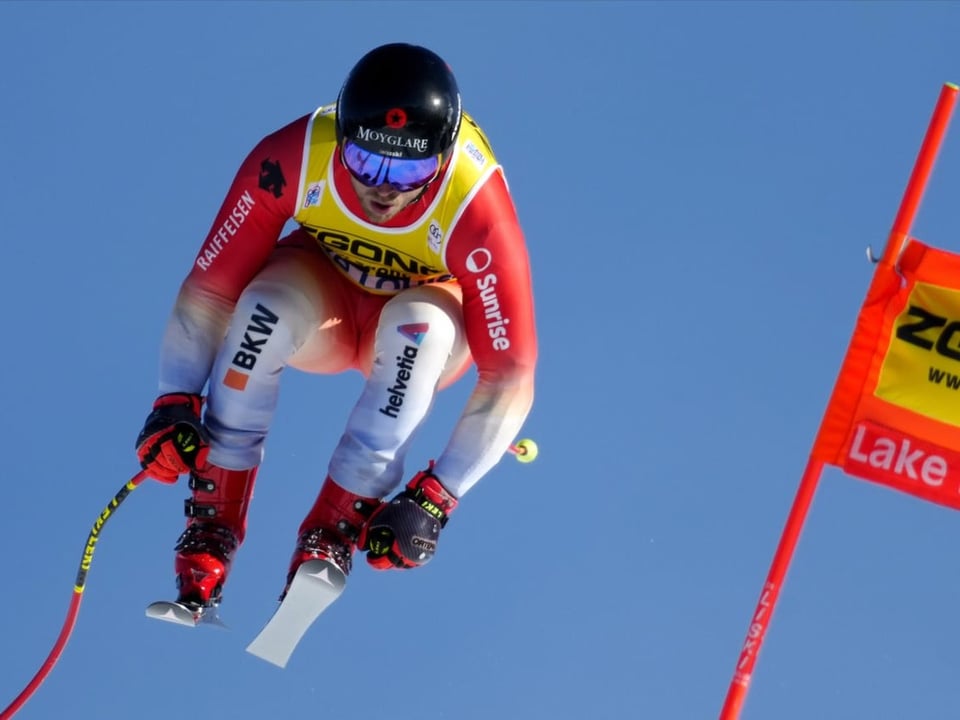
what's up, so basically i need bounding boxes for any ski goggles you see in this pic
[340,140,442,192]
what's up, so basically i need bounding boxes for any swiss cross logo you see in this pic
[843,421,960,510]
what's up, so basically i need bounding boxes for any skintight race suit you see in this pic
[149,103,537,608]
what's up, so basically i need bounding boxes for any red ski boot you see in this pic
[174,462,258,611]
[283,476,379,597]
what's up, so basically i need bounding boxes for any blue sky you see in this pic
[2,2,960,719]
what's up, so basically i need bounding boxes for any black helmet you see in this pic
[336,43,462,160]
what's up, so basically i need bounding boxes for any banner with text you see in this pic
[813,239,960,509]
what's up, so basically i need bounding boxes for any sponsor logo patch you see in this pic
[303,181,325,208]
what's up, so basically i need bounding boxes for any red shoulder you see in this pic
[183,114,312,299]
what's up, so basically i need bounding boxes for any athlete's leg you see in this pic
[177,232,360,607]
[205,237,361,469]
[329,282,471,499]
[289,282,471,582]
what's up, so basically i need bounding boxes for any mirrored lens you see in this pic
[341,141,440,191]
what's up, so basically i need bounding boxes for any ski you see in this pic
[145,600,226,628]
[246,558,346,668]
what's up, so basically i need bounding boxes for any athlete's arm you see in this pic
[434,168,538,496]
[157,116,308,394]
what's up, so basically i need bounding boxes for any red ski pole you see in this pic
[1,438,537,717]
[0,470,150,720]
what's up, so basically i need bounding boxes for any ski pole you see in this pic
[507,438,538,463]
[1,439,535,717]
[0,470,150,720]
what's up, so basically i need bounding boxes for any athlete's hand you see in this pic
[359,468,458,570]
[135,393,209,484]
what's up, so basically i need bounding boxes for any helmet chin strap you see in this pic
[410,185,431,204]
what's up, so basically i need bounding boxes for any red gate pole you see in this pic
[719,82,958,720]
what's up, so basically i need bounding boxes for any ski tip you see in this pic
[246,643,291,669]
[146,600,228,628]
[244,558,347,669]
[146,601,200,627]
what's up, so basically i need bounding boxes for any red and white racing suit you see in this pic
[156,104,537,500]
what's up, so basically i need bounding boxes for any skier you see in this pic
[134,43,537,617]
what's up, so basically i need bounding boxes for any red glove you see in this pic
[135,393,209,483]
[358,467,458,570]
